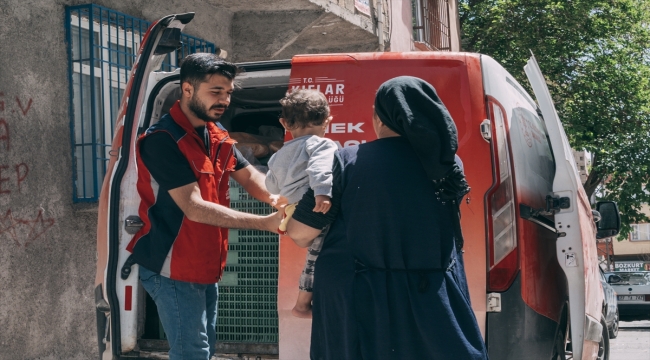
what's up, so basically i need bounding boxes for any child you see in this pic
[265,89,338,318]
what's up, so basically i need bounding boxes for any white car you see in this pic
[606,271,650,318]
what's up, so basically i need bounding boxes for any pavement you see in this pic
[148,319,650,360]
[609,318,650,360]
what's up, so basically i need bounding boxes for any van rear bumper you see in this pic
[487,274,559,360]
[618,303,650,316]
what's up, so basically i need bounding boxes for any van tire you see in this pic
[552,307,610,360]
[598,314,610,360]
[552,328,567,360]
[96,308,107,360]
[608,309,619,339]
[551,304,569,360]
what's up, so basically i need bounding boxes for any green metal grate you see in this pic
[217,179,278,344]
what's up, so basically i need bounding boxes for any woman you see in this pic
[287,76,488,360]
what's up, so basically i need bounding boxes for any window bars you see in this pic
[412,0,452,51]
[65,4,216,202]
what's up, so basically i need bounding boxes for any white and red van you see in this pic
[96,13,620,360]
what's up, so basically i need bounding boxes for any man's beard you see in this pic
[188,94,227,123]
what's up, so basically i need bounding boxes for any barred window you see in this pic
[66,4,216,201]
[411,0,452,51]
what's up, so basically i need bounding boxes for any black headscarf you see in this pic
[374,76,469,201]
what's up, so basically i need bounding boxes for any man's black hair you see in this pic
[180,53,241,89]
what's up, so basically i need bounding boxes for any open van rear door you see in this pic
[524,55,603,360]
[95,13,194,359]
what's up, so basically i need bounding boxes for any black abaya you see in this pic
[294,138,488,360]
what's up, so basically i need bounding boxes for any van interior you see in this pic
[136,67,290,352]
[143,67,291,167]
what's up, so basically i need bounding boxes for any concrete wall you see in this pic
[231,9,379,62]
[449,0,461,51]
[0,0,380,358]
[309,0,376,34]
[389,0,415,52]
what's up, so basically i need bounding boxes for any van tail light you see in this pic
[486,101,519,292]
[125,285,132,311]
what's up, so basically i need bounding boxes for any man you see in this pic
[126,53,282,360]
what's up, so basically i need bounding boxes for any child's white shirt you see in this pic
[265,135,338,204]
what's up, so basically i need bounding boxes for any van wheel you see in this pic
[598,315,610,360]
[552,307,570,360]
[608,309,619,339]
[552,327,568,359]
[552,314,609,360]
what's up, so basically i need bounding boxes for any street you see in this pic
[610,318,650,360]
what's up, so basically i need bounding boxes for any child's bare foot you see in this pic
[291,304,312,318]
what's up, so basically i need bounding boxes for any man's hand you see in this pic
[313,195,331,214]
[169,181,283,232]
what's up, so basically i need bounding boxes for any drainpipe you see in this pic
[376,0,385,51]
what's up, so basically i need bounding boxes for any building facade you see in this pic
[0,0,459,358]
[609,204,650,272]
[572,149,591,184]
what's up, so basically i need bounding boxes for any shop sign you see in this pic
[614,261,650,272]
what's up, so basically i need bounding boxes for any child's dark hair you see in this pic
[279,89,330,129]
[180,53,241,89]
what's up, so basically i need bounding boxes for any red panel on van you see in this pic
[283,52,492,326]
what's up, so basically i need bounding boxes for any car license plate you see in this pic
[618,295,645,301]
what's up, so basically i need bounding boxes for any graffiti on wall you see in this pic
[0,209,55,247]
[0,92,56,246]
